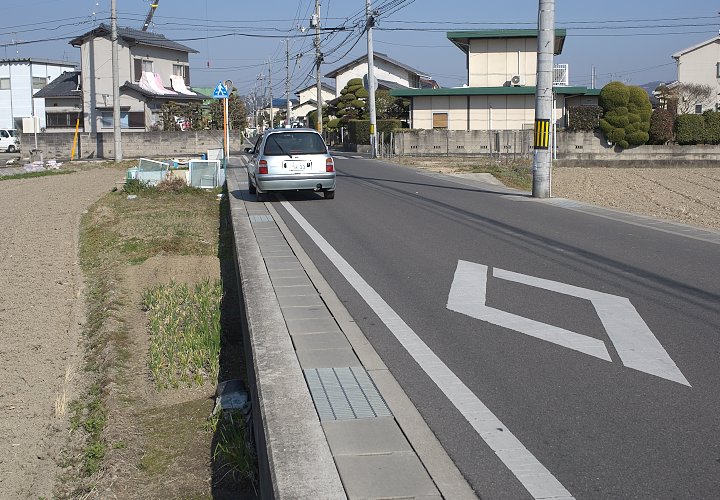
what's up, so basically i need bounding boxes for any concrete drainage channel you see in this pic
[226,163,476,499]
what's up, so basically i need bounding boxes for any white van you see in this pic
[0,129,19,152]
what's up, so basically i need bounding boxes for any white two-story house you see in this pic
[69,24,205,133]
[326,52,436,98]
[0,58,77,130]
[672,36,720,113]
[391,29,599,131]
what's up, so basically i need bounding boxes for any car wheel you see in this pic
[7,145,16,153]
[248,175,256,194]
[324,190,335,199]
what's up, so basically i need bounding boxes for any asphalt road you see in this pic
[270,157,720,499]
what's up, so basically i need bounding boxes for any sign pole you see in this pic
[223,97,229,165]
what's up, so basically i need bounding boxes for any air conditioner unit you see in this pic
[510,74,525,86]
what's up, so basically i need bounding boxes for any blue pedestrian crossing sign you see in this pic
[212,81,229,99]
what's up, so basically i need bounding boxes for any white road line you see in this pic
[280,200,575,500]
[333,155,348,159]
[493,267,690,386]
[351,155,364,158]
[448,262,612,361]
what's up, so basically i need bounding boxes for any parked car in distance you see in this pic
[0,129,19,153]
[245,128,335,200]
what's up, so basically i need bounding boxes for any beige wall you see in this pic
[411,94,565,131]
[676,40,720,111]
[468,38,538,87]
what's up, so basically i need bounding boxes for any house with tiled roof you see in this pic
[32,71,82,132]
[391,29,599,131]
[68,24,204,133]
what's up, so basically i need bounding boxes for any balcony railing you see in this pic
[553,64,569,86]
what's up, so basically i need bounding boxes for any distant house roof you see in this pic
[325,52,430,79]
[0,58,77,68]
[672,36,720,59]
[447,29,567,55]
[70,24,198,53]
[390,85,598,98]
[121,82,205,100]
[295,82,335,95]
[33,71,82,98]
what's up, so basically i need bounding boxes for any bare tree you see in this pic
[659,83,715,115]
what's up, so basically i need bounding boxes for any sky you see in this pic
[2,0,719,97]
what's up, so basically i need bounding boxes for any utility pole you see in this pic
[313,0,323,134]
[111,0,122,161]
[531,0,554,198]
[366,0,377,157]
[268,60,273,129]
[286,39,291,127]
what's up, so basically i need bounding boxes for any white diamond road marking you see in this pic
[447,260,690,387]
[280,200,574,500]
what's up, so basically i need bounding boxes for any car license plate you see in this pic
[284,161,310,171]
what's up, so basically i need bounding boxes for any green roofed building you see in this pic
[391,29,600,131]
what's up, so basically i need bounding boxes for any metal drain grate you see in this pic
[304,367,392,420]
[249,214,274,223]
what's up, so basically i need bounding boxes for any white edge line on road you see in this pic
[279,200,575,500]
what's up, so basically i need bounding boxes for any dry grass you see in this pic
[54,364,76,418]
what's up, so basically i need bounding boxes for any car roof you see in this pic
[264,127,319,135]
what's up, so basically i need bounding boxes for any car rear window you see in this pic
[263,132,327,156]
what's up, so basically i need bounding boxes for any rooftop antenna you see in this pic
[142,0,160,31]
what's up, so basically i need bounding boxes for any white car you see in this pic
[245,128,336,201]
[0,129,19,153]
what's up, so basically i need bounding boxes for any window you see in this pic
[134,59,154,81]
[695,104,703,114]
[263,132,327,156]
[173,64,190,85]
[46,112,81,128]
[100,111,145,129]
[432,112,448,129]
[0,78,9,90]
[32,77,48,90]
[0,130,8,138]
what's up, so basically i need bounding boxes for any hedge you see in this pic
[703,111,720,144]
[567,105,602,131]
[675,114,705,145]
[347,119,403,144]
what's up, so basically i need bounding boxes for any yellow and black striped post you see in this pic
[534,118,550,150]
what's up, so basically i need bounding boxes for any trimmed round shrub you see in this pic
[598,81,651,149]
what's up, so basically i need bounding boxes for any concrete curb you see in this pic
[227,168,346,499]
[267,200,478,500]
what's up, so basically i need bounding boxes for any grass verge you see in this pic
[58,178,256,497]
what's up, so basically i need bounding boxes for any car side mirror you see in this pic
[244,147,253,154]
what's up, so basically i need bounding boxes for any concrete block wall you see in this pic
[19,131,245,160]
[390,129,720,163]
[394,129,533,156]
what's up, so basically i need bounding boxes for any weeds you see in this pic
[210,410,257,487]
[0,169,74,181]
[143,280,223,389]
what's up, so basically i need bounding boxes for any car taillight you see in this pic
[326,157,334,172]
[259,160,268,174]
